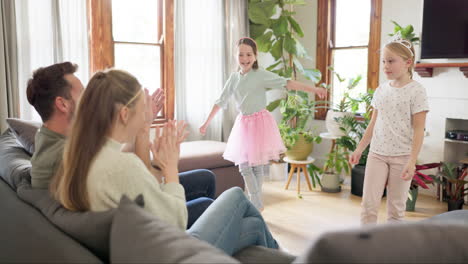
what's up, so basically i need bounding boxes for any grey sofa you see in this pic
[0,128,295,263]
[2,126,468,263]
[178,140,245,197]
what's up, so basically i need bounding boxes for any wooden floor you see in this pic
[261,177,460,256]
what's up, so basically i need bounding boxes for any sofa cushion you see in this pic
[233,246,296,264]
[0,179,101,263]
[6,118,41,155]
[111,195,240,264]
[293,222,468,263]
[179,141,234,172]
[425,209,468,224]
[0,129,32,190]
[16,181,117,262]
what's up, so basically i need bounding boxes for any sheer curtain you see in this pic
[222,0,248,141]
[175,0,248,142]
[0,0,19,132]
[15,0,88,121]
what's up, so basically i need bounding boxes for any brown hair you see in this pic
[238,37,259,70]
[26,62,78,122]
[50,69,142,211]
[384,42,416,79]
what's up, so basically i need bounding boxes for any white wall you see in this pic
[290,0,468,197]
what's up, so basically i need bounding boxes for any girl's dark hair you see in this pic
[238,38,259,70]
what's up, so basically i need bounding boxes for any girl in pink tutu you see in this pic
[200,37,327,211]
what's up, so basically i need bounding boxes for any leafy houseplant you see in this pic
[321,145,350,193]
[431,162,468,211]
[333,90,373,196]
[324,68,363,137]
[249,0,322,160]
[405,163,439,212]
[388,20,420,44]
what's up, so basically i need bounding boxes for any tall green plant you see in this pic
[249,0,319,81]
[335,90,374,165]
[249,0,321,149]
[328,67,362,112]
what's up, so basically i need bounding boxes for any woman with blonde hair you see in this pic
[51,69,278,255]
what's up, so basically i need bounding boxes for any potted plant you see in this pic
[274,92,322,160]
[325,68,363,137]
[431,162,468,211]
[321,145,350,193]
[249,0,323,160]
[405,163,439,212]
[334,90,374,196]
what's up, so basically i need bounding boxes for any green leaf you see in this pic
[282,10,297,16]
[248,1,277,25]
[270,38,284,61]
[266,60,282,71]
[295,38,308,58]
[391,20,402,33]
[250,24,268,39]
[284,33,297,55]
[347,75,362,89]
[272,16,289,36]
[284,0,306,5]
[402,25,414,39]
[302,68,321,83]
[329,66,345,82]
[256,31,273,52]
[266,98,283,112]
[287,16,304,37]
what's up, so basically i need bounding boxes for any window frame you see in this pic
[87,0,175,125]
[315,0,381,120]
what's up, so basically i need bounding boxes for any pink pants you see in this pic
[361,152,412,225]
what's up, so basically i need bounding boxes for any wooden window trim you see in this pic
[315,0,381,120]
[87,0,174,125]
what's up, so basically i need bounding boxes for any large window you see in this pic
[87,0,174,124]
[315,0,381,119]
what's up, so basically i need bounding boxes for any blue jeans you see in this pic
[187,187,278,255]
[179,169,215,229]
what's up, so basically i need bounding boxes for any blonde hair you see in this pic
[50,69,142,211]
[384,42,416,79]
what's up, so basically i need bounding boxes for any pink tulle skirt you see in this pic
[224,109,286,166]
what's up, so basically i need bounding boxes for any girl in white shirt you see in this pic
[349,33,429,224]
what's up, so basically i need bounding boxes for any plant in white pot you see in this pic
[324,68,363,137]
[321,144,350,193]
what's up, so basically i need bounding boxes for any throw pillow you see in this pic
[110,195,240,264]
[6,118,41,155]
[16,181,116,262]
[0,130,32,190]
[294,222,468,263]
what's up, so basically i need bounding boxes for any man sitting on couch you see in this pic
[25,62,215,228]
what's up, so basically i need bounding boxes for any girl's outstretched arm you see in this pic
[200,105,221,135]
[349,109,378,165]
[286,80,328,99]
[401,111,428,180]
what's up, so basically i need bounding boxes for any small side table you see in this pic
[284,156,316,194]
